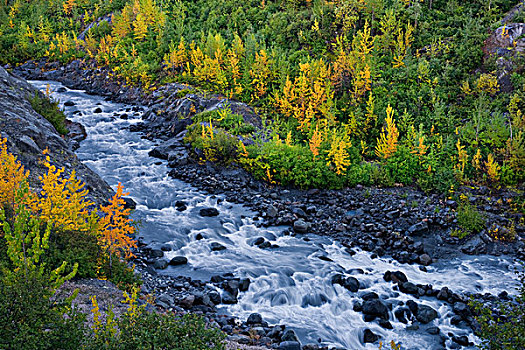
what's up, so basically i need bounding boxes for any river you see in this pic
[31,80,521,350]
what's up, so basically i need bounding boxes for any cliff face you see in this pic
[0,67,113,205]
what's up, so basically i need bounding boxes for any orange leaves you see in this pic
[309,124,322,159]
[98,183,136,260]
[0,138,30,209]
[375,105,399,160]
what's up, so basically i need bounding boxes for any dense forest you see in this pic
[2,0,524,192]
[1,0,525,349]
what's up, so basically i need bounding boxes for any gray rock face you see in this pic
[0,66,113,206]
[416,304,439,324]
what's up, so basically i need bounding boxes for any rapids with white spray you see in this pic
[32,80,520,350]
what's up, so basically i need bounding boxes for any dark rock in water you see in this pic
[462,236,487,255]
[407,300,419,315]
[120,113,128,120]
[278,341,301,350]
[451,335,469,346]
[180,294,195,308]
[221,291,237,304]
[169,256,188,265]
[200,207,219,217]
[419,253,432,265]
[400,282,419,295]
[363,329,379,343]
[281,329,299,342]
[57,87,67,93]
[342,277,360,292]
[452,302,470,318]
[239,278,251,291]
[353,301,363,312]
[253,237,265,246]
[383,271,392,282]
[362,299,389,320]
[94,107,103,113]
[391,271,408,284]
[437,287,449,301]
[210,242,226,251]
[426,326,440,335]
[64,100,75,106]
[246,313,263,325]
[318,255,333,262]
[416,304,439,324]
[267,205,278,218]
[394,307,410,323]
[293,219,309,233]
[153,259,168,270]
[361,292,379,301]
[150,249,164,258]
[122,197,136,210]
[207,291,221,305]
[378,319,393,329]
[160,244,171,251]
[407,221,428,236]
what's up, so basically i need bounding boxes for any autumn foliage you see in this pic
[0,137,136,278]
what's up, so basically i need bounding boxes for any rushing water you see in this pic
[32,80,520,350]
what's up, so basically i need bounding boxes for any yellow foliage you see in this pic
[411,134,428,160]
[472,148,482,171]
[375,105,399,159]
[455,139,468,177]
[476,74,499,96]
[485,154,500,183]
[63,0,75,16]
[275,59,334,133]
[249,50,271,100]
[0,138,30,209]
[392,23,414,68]
[98,182,136,260]
[326,132,351,175]
[309,123,322,159]
[30,156,98,233]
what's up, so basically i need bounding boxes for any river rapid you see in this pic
[32,80,521,350]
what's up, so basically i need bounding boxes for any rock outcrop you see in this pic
[0,66,113,205]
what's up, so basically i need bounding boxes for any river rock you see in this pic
[169,256,188,265]
[239,278,251,291]
[399,282,419,295]
[407,221,428,236]
[200,207,219,217]
[246,313,263,325]
[452,335,469,346]
[293,219,309,233]
[362,299,389,320]
[363,329,379,343]
[153,259,168,269]
[64,100,75,106]
[419,253,432,265]
[210,242,226,251]
[342,277,360,292]
[281,329,299,342]
[180,294,195,308]
[416,304,439,324]
[278,341,301,350]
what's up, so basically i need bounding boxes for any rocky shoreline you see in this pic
[9,60,525,349]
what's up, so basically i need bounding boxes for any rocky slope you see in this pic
[0,66,113,205]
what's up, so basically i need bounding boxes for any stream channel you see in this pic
[32,80,521,350]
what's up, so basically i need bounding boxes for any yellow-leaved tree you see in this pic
[98,182,136,277]
[375,105,399,159]
[0,138,31,209]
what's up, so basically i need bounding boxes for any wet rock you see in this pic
[426,326,440,335]
[160,244,172,251]
[452,302,470,318]
[416,305,439,324]
[342,277,360,292]
[267,205,278,218]
[378,320,393,329]
[391,271,408,284]
[210,242,226,251]
[437,287,449,301]
[200,207,219,217]
[363,329,379,343]
[64,100,75,106]
[94,107,102,113]
[150,248,164,258]
[169,256,188,265]
[399,282,419,295]
[293,219,309,233]
[394,307,410,323]
[153,259,168,270]
[221,291,237,304]
[362,299,389,320]
[451,335,469,346]
[278,341,301,350]
[419,254,432,266]
[239,278,251,292]
[281,329,299,342]
[247,313,263,325]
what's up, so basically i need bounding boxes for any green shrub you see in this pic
[0,269,86,350]
[456,199,485,235]
[86,309,226,350]
[28,93,68,136]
